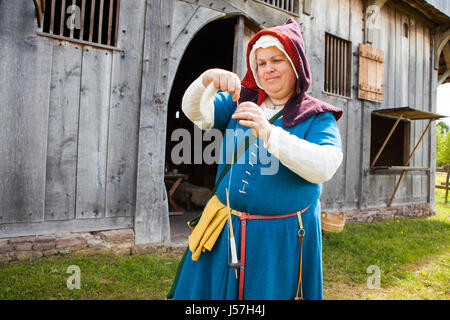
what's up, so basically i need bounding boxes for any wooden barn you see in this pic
[0,0,449,251]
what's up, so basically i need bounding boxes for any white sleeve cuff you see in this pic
[181,76,217,130]
[266,126,343,183]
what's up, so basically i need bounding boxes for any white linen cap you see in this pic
[249,34,299,89]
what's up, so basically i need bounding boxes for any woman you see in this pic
[170,18,343,300]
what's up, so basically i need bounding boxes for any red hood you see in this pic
[239,18,343,127]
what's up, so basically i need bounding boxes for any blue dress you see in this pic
[173,92,342,300]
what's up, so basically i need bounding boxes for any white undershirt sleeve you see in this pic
[181,76,217,130]
[264,125,343,184]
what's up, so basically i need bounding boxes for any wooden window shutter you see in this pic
[358,43,384,103]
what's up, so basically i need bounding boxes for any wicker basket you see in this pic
[321,211,345,232]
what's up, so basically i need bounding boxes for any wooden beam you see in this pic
[439,42,450,84]
[33,0,46,28]
[303,0,311,15]
[135,0,172,245]
[80,0,86,40]
[366,0,387,8]
[439,68,450,85]
[371,166,430,171]
[49,0,55,34]
[232,16,245,79]
[443,42,450,69]
[107,0,114,45]
[60,0,66,36]
[37,32,124,52]
[0,217,133,239]
[97,0,105,44]
[89,0,95,42]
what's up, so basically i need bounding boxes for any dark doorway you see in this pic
[370,114,410,167]
[165,17,237,214]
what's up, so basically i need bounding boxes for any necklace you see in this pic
[267,96,286,110]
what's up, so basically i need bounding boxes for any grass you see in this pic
[1,188,449,300]
[321,179,450,300]
[0,248,184,300]
[322,202,449,300]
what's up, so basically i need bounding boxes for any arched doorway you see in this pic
[166,16,236,186]
[165,17,238,242]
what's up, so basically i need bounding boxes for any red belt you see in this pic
[235,205,310,300]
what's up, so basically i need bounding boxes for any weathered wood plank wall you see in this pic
[367,2,433,207]
[296,0,435,210]
[298,0,363,210]
[134,0,174,244]
[45,42,81,221]
[76,47,111,219]
[0,0,144,238]
[0,1,53,225]
[105,1,146,219]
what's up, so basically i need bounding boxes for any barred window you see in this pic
[39,0,121,50]
[254,0,299,16]
[324,33,352,98]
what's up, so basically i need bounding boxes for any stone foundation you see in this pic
[338,203,436,223]
[0,228,142,264]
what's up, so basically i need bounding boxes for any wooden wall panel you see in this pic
[408,18,417,113]
[422,26,431,168]
[386,7,396,108]
[346,0,364,209]
[414,23,424,168]
[135,0,173,244]
[105,0,146,218]
[399,12,410,107]
[0,1,53,224]
[375,6,389,108]
[76,47,112,219]
[45,43,82,221]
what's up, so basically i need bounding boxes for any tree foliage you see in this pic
[436,121,450,166]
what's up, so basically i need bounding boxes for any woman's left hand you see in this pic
[232,101,273,142]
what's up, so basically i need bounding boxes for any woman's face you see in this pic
[256,46,297,101]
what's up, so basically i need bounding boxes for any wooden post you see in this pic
[232,16,245,79]
[445,165,450,204]
[303,0,311,15]
[134,0,173,245]
[33,0,46,27]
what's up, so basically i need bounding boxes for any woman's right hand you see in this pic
[201,69,241,102]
